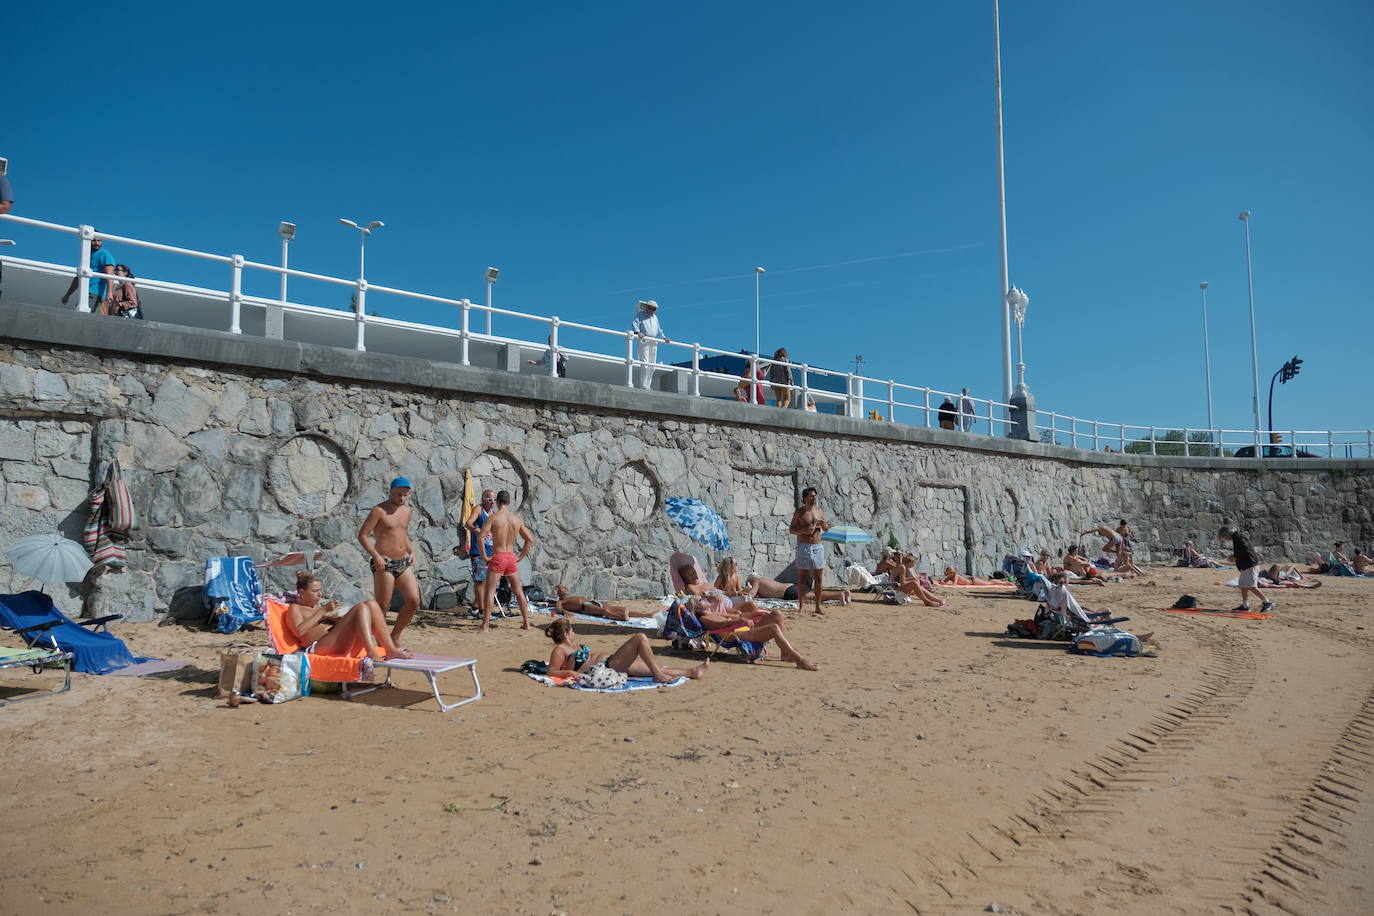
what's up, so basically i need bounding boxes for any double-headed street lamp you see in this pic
[339,218,384,280]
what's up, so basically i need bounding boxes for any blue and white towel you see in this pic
[524,671,687,692]
[204,557,264,634]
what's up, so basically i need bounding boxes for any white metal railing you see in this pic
[1,212,1369,459]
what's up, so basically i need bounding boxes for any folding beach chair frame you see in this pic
[0,620,74,707]
[341,655,483,712]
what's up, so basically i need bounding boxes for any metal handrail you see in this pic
[1,211,1368,457]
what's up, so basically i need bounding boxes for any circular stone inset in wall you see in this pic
[610,461,660,524]
[468,449,526,509]
[268,433,352,517]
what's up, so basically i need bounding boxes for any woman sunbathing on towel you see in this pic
[744,574,852,605]
[552,585,657,622]
[691,591,818,670]
[286,572,412,661]
[545,618,707,683]
[938,567,999,586]
[1259,565,1322,588]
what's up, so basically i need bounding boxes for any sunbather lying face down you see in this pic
[287,572,412,660]
[552,585,655,622]
[544,618,707,683]
[690,591,818,670]
[743,575,851,606]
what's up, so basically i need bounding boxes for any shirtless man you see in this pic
[552,584,656,622]
[744,574,852,605]
[357,477,421,641]
[1062,545,1111,585]
[788,487,830,615]
[476,490,535,631]
[1080,524,1124,557]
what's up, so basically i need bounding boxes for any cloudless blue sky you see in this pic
[6,0,1372,434]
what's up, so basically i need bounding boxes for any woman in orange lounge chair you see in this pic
[545,618,707,683]
[938,567,999,586]
[286,572,412,661]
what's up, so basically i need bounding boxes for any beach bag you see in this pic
[217,648,257,699]
[103,458,138,535]
[252,652,312,703]
[1170,595,1200,609]
[577,662,628,690]
[1073,627,1142,657]
[82,488,126,570]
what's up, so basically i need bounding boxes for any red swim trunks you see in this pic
[486,551,519,576]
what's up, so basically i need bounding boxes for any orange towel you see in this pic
[264,600,367,683]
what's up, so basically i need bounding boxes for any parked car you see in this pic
[1233,445,1319,458]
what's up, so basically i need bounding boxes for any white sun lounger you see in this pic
[342,653,482,712]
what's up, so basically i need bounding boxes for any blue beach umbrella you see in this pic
[664,497,731,552]
[821,525,875,545]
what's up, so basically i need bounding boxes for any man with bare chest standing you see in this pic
[357,477,421,642]
[477,490,535,632]
[788,487,831,615]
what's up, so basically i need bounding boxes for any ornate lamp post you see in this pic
[1006,286,1038,441]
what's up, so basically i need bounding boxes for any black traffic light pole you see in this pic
[1267,355,1303,434]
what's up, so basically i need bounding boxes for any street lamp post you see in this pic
[754,267,766,357]
[1267,355,1303,435]
[1006,286,1037,441]
[1198,281,1215,443]
[993,0,1014,407]
[267,221,295,340]
[339,219,383,352]
[484,267,500,336]
[1239,211,1261,437]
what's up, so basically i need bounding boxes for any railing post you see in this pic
[1149,426,1157,456]
[228,255,244,334]
[986,400,994,435]
[354,278,367,352]
[1120,425,1126,453]
[459,299,471,366]
[625,332,636,388]
[75,226,93,313]
[691,343,701,397]
[886,381,895,422]
[1327,429,1333,457]
[922,388,930,427]
[1092,420,1100,451]
[800,364,810,412]
[546,317,557,379]
[750,353,760,405]
[1047,412,1055,444]
[1183,427,1190,456]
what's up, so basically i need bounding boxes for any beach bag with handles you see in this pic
[82,487,125,569]
[102,458,138,535]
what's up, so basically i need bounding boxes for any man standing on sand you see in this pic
[357,477,422,641]
[788,487,831,615]
[477,490,535,631]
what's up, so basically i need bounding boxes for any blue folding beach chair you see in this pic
[0,591,141,675]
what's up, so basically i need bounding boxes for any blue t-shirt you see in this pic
[89,247,115,299]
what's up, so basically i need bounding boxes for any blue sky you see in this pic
[6,0,1372,435]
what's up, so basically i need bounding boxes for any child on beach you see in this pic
[1219,523,1274,613]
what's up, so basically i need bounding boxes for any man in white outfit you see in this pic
[631,300,671,389]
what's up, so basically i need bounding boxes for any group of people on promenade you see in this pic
[61,237,142,318]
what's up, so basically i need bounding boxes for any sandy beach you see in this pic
[2,568,1370,915]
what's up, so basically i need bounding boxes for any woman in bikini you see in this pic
[1061,546,1110,586]
[938,566,999,586]
[285,572,412,661]
[888,552,950,607]
[552,584,656,622]
[690,591,818,671]
[714,558,744,596]
[545,618,707,683]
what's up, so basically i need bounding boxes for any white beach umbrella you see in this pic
[4,533,94,585]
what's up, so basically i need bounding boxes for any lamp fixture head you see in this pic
[277,221,296,241]
[1199,281,1208,290]
[485,267,500,283]
[1238,210,1251,221]
[339,218,358,229]
[365,221,384,231]
[755,266,766,274]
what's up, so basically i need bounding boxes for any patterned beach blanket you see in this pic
[524,671,687,692]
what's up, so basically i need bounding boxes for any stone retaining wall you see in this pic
[1,309,1370,623]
